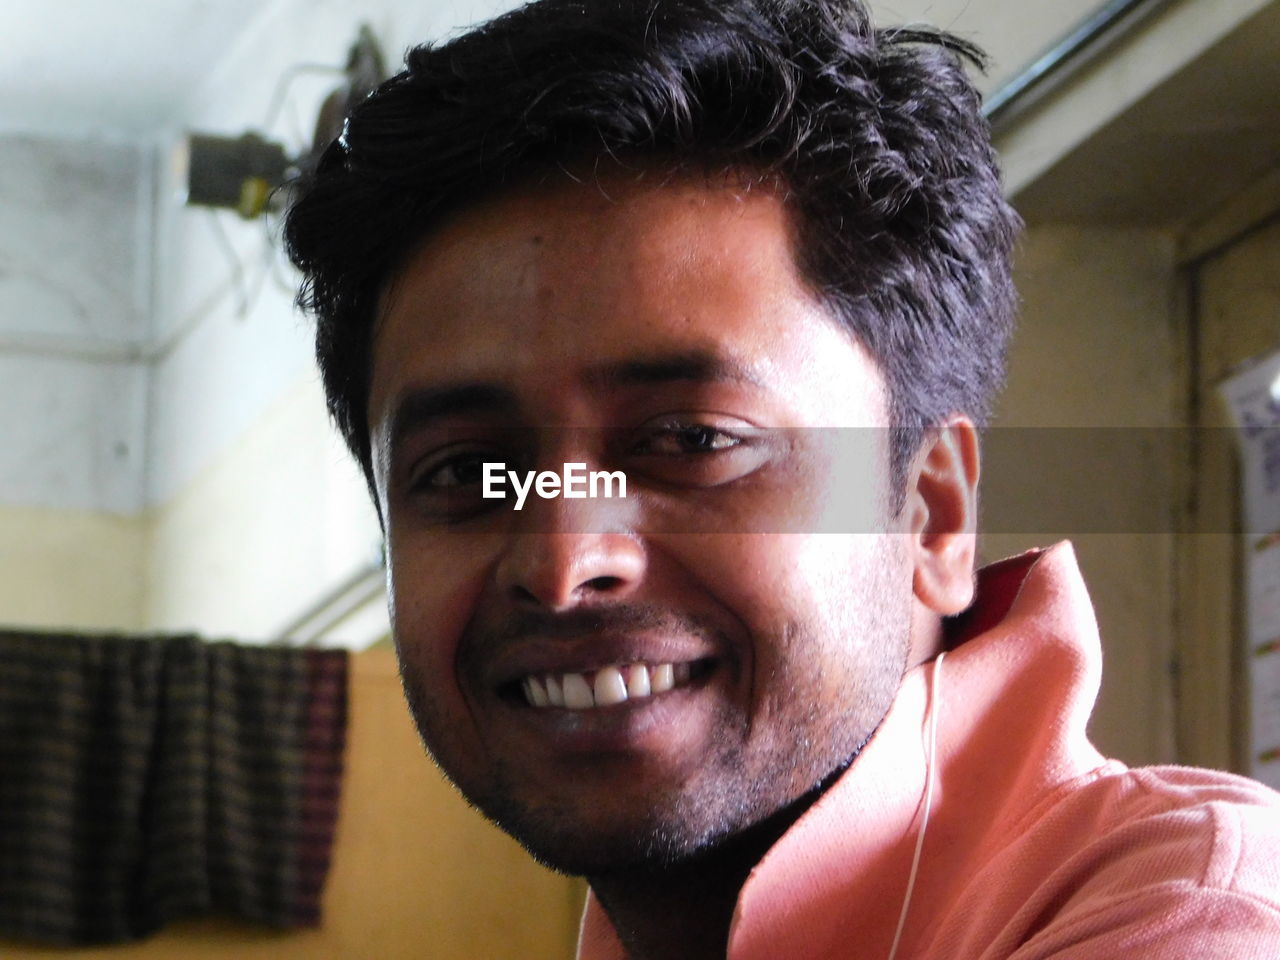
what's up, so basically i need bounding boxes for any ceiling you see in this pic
[11,0,1276,226]
[1013,0,1280,228]
[4,0,1125,142]
[3,0,274,138]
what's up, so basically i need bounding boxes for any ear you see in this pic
[903,415,980,615]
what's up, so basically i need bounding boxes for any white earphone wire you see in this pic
[886,651,945,960]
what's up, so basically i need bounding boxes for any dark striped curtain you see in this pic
[0,630,347,945]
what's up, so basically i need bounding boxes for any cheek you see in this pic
[387,533,494,699]
[737,434,891,537]
[672,533,844,661]
[695,533,886,613]
[689,534,909,687]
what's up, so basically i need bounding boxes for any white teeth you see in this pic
[562,673,595,709]
[625,663,651,698]
[594,666,629,706]
[521,661,698,709]
[650,663,675,694]
[525,676,549,708]
[545,674,565,707]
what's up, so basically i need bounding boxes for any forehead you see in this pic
[369,171,886,426]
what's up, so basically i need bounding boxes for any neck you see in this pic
[585,770,844,960]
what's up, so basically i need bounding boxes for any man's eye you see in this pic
[636,422,743,455]
[626,417,770,489]
[413,450,493,490]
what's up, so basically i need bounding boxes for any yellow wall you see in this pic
[983,224,1182,767]
[0,648,581,960]
[1180,213,1280,771]
[0,504,145,632]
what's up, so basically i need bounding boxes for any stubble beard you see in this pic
[398,564,912,878]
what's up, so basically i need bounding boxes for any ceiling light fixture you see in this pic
[174,24,385,220]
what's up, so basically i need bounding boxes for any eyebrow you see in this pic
[385,350,766,448]
[586,351,766,390]
[386,383,518,448]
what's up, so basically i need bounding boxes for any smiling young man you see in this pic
[284,1,1280,957]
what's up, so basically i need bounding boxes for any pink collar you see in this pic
[578,542,1108,960]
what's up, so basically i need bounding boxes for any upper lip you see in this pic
[480,633,720,691]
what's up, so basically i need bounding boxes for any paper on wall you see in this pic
[1220,349,1280,789]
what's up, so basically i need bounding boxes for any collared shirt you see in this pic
[578,543,1280,959]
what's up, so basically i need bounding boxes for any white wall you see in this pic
[143,377,383,640]
[0,0,527,641]
[0,135,150,516]
[0,135,151,631]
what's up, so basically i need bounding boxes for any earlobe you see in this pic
[906,416,980,616]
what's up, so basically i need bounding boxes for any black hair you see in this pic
[284,0,1020,498]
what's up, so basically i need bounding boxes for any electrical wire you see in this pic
[887,651,946,960]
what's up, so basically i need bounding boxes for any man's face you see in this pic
[367,173,915,874]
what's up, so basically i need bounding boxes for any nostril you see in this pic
[510,584,541,605]
[584,575,625,592]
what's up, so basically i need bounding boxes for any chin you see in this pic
[472,774,762,878]
[484,804,715,877]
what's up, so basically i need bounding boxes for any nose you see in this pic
[495,529,646,610]
[492,442,646,609]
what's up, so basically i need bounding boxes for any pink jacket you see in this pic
[578,543,1280,958]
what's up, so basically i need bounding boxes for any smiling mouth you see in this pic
[513,660,712,710]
